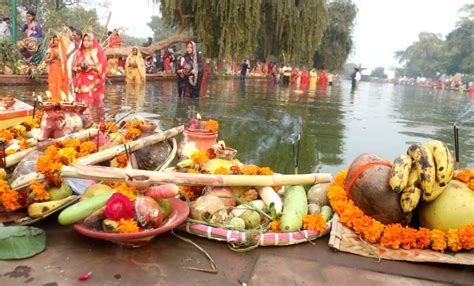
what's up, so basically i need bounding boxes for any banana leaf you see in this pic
[0,226,45,260]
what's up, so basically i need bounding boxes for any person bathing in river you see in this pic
[125,47,146,85]
[44,35,69,100]
[183,41,203,98]
[175,56,188,97]
[72,33,107,122]
[240,60,249,81]
[300,67,309,87]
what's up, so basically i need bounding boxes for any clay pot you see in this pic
[140,121,158,134]
[182,129,218,151]
[345,154,411,225]
[125,175,151,193]
[215,147,237,160]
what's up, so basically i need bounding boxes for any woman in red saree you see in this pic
[44,35,69,100]
[72,33,108,122]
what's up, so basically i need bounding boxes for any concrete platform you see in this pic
[1,215,472,285]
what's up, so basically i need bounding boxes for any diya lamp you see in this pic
[214,140,237,160]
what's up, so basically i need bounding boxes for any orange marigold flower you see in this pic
[272,185,282,192]
[0,189,21,211]
[125,127,142,141]
[415,227,432,249]
[447,229,462,252]
[362,219,385,243]
[469,179,474,191]
[191,150,209,165]
[257,167,273,176]
[458,224,474,250]
[271,219,281,232]
[230,165,241,175]
[334,170,347,186]
[115,154,129,168]
[380,224,403,250]
[106,121,119,133]
[19,140,31,150]
[302,214,327,232]
[455,169,471,183]
[400,227,417,250]
[242,164,259,175]
[44,145,59,159]
[62,139,81,149]
[431,229,447,252]
[58,147,77,164]
[116,218,140,233]
[30,180,49,202]
[213,167,229,175]
[204,119,219,133]
[77,141,97,158]
[0,130,13,142]
[113,183,136,201]
[352,215,373,235]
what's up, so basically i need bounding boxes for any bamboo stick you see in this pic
[60,165,332,187]
[11,126,184,189]
[77,125,184,165]
[6,128,99,168]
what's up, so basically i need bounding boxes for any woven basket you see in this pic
[328,214,474,265]
[180,219,332,247]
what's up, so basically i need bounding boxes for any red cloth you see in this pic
[108,35,122,48]
[300,70,309,86]
[73,33,108,121]
[164,57,171,71]
[319,70,327,85]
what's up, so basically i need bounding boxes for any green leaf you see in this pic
[0,226,46,260]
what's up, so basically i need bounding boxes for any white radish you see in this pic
[230,200,266,217]
[258,186,282,215]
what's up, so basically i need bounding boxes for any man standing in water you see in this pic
[240,60,249,81]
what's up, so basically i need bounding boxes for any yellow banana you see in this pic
[400,167,422,213]
[407,144,436,196]
[423,140,454,184]
[27,195,78,218]
[422,180,447,202]
[389,154,412,193]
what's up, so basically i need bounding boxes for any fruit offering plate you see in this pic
[3,179,93,226]
[74,198,189,248]
[328,214,474,265]
[179,219,333,247]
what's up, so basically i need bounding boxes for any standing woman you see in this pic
[125,47,145,85]
[72,33,108,122]
[184,41,203,98]
[44,35,69,100]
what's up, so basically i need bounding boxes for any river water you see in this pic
[4,79,473,174]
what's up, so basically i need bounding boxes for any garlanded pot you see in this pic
[40,102,65,140]
[60,102,83,134]
[181,128,218,151]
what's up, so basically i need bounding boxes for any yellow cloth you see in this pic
[125,48,145,84]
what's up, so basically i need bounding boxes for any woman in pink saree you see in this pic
[72,33,107,122]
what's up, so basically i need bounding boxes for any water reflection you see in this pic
[3,80,473,174]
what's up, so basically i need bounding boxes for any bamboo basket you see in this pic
[180,219,332,247]
[328,214,474,265]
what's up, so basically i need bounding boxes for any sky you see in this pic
[96,0,469,69]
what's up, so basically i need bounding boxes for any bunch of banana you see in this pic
[389,140,454,213]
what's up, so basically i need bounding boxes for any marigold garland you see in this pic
[77,141,97,158]
[19,140,30,150]
[114,154,129,168]
[116,218,140,233]
[213,167,229,175]
[328,170,474,253]
[302,214,327,232]
[191,150,209,165]
[112,182,137,201]
[455,168,474,190]
[30,180,49,202]
[0,130,13,142]
[0,180,20,211]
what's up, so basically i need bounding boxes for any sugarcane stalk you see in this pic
[11,126,184,189]
[6,128,99,168]
[59,165,332,187]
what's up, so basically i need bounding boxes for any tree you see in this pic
[442,4,474,75]
[147,15,183,42]
[158,0,328,64]
[395,32,444,78]
[370,67,387,79]
[313,0,357,71]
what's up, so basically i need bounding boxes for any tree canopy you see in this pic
[313,0,357,71]
[395,4,473,78]
[159,0,332,65]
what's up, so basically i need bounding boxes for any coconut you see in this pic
[190,195,228,224]
[346,154,411,225]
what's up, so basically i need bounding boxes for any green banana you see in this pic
[400,167,422,213]
[422,180,447,202]
[389,154,412,193]
[407,144,436,196]
[423,140,454,184]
